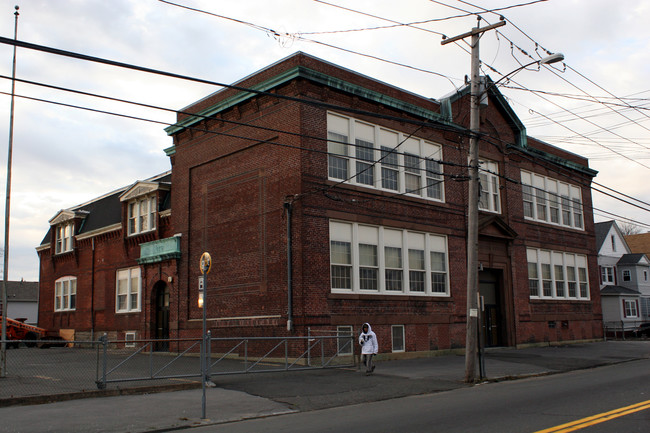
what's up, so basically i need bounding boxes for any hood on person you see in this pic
[359,322,378,354]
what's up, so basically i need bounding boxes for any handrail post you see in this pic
[96,333,107,389]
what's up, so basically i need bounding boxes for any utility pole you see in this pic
[442,17,505,383]
[1,5,20,379]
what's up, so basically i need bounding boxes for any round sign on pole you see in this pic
[200,252,211,274]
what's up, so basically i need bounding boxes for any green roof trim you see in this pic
[511,144,598,177]
[164,145,176,156]
[440,79,527,148]
[164,66,446,136]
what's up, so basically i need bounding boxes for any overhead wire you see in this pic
[157,0,463,89]
[451,0,650,159]
[4,83,648,228]
[4,2,649,227]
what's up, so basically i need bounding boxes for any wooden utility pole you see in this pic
[442,17,505,383]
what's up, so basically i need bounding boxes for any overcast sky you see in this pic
[0,0,649,281]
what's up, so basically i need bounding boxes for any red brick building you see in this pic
[37,52,602,352]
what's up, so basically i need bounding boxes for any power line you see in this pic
[157,0,463,88]
[6,83,650,228]
[0,37,468,139]
[3,24,648,226]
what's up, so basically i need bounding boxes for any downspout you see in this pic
[284,200,293,332]
[91,237,95,341]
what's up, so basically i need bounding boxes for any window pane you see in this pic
[392,326,405,352]
[431,273,446,293]
[529,279,539,297]
[328,155,348,180]
[359,244,377,266]
[331,266,351,289]
[408,249,425,270]
[355,139,374,161]
[405,154,421,194]
[380,146,398,168]
[430,252,446,272]
[536,189,547,221]
[328,132,348,156]
[385,270,403,291]
[356,161,374,185]
[409,271,425,292]
[405,174,420,194]
[522,185,534,218]
[385,247,402,268]
[331,241,351,264]
[359,268,378,290]
[381,167,398,190]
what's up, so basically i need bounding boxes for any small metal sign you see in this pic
[199,252,211,274]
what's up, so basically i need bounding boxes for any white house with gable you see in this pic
[595,221,649,333]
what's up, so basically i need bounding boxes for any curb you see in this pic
[0,381,201,408]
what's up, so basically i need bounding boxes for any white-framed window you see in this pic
[127,195,157,235]
[327,113,444,202]
[329,220,449,296]
[623,269,631,282]
[54,276,77,312]
[623,299,639,318]
[55,221,74,254]
[527,248,590,300]
[125,331,136,348]
[520,171,583,230]
[478,159,501,214]
[116,267,141,313]
[391,325,405,352]
[601,266,614,284]
[336,326,354,356]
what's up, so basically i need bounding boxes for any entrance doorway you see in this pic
[479,270,503,347]
[154,281,170,351]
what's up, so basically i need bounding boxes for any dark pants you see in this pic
[362,354,374,372]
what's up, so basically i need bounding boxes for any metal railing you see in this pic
[204,335,355,376]
[603,320,649,340]
[94,334,355,389]
[0,334,355,401]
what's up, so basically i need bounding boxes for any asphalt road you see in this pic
[195,359,650,433]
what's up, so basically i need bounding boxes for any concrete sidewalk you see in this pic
[1,340,648,433]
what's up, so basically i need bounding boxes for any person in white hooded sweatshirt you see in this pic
[358,322,378,374]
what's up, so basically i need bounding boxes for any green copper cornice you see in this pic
[164,66,446,136]
[509,144,598,177]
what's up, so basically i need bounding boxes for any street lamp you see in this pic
[493,53,565,86]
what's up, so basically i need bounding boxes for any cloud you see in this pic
[0,0,648,279]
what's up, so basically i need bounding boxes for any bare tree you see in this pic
[619,222,643,236]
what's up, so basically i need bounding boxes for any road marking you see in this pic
[533,399,650,433]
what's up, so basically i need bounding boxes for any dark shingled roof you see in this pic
[617,253,648,266]
[594,221,615,252]
[600,285,641,296]
[5,280,39,302]
[40,172,171,246]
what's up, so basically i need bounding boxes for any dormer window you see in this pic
[128,195,156,236]
[55,221,74,254]
[49,209,87,255]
